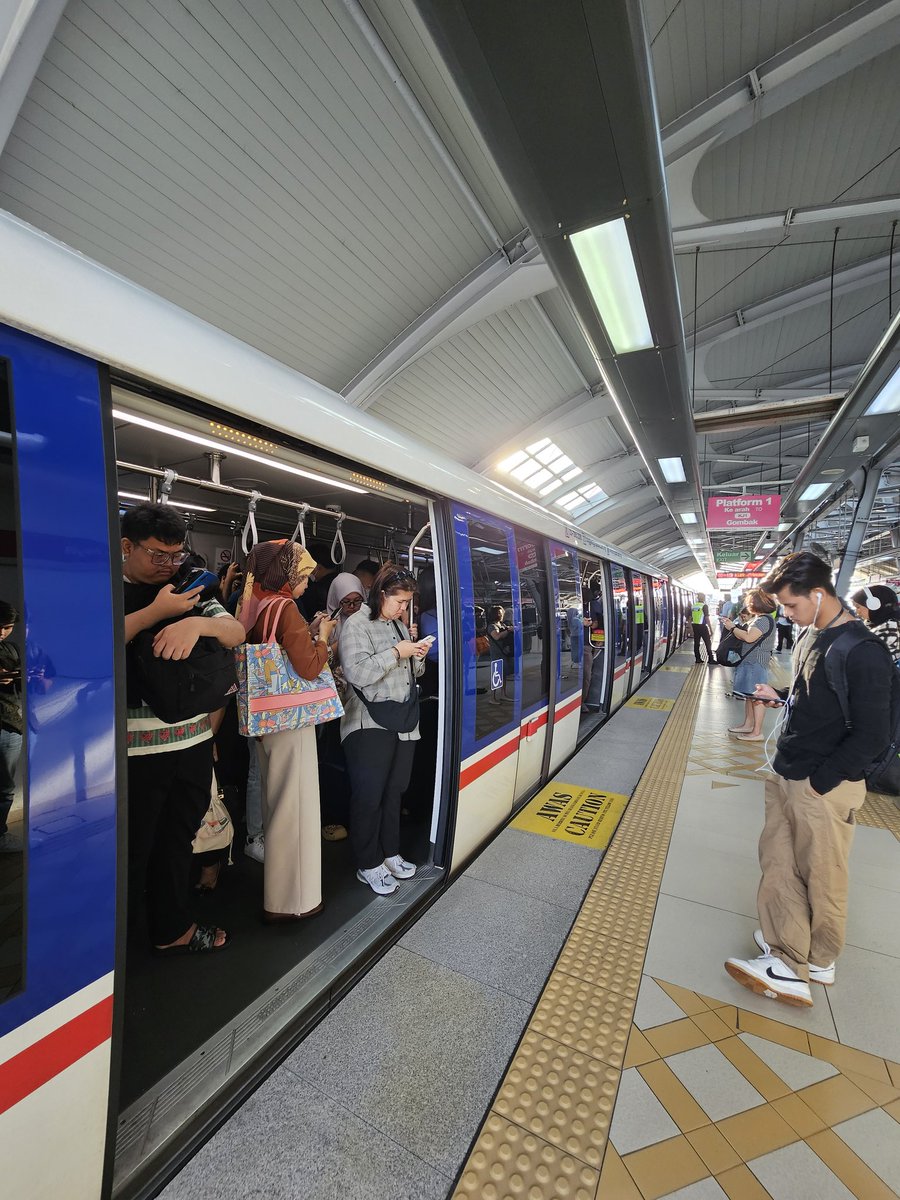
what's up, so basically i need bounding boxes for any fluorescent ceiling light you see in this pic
[473,545,505,555]
[799,481,830,501]
[570,218,654,353]
[864,364,900,416]
[118,490,216,512]
[680,512,697,524]
[658,457,686,483]
[112,410,366,494]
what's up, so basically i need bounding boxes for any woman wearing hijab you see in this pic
[325,572,366,655]
[851,584,900,660]
[238,541,336,922]
[316,572,365,842]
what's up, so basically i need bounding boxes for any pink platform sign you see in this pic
[706,494,781,530]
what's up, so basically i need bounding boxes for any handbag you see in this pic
[715,628,750,666]
[351,621,420,733]
[193,771,234,863]
[235,597,344,736]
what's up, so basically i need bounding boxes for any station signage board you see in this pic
[707,494,781,530]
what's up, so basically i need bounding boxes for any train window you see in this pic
[552,544,582,687]
[467,518,517,741]
[0,361,25,1004]
[579,557,608,733]
[515,533,549,714]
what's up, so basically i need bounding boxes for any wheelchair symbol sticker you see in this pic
[490,659,504,690]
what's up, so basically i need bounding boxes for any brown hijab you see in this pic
[237,540,317,632]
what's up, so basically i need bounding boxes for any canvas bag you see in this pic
[235,596,344,736]
[192,770,234,863]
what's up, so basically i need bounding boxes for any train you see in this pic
[0,210,693,1199]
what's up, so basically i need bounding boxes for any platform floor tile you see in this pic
[463,825,602,912]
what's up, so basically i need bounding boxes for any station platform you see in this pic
[160,650,900,1200]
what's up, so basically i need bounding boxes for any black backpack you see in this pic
[125,585,237,724]
[821,622,900,795]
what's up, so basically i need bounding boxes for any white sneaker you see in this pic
[753,929,834,985]
[384,854,416,880]
[725,952,813,1007]
[356,865,398,895]
[244,835,265,864]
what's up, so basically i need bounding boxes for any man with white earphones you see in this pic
[724,552,893,1008]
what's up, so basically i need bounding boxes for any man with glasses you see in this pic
[122,503,244,955]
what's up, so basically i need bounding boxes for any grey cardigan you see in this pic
[339,605,425,742]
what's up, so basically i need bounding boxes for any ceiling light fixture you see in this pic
[658,457,686,483]
[570,218,654,354]
[864,363,900,416]
[799,481,831,501]
[112,410,366,493]
[680,512,697,524]
[117,490,216,512]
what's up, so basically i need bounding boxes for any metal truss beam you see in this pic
[673,195,900,249]
[0,0,68,155]
[835,466,884,592]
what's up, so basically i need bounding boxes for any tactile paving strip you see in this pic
[858,788,900,840]
[451,665,706,1198]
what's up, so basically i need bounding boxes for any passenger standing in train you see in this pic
[238,540,336,921]
[352,559,380,600]
[850,584,900,660]
[122,504,244,955]
[339,564,428,895]
[725,553,893,1007]
[297,541,341,621]
[691,594,714,664]
[319,571,367,842]
[0,600,22,852]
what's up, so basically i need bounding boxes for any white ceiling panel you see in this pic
[0,0,499,392]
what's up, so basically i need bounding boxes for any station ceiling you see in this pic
[1,0,898,583]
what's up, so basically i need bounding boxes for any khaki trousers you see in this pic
[258,724,322,915]
[758,773,865,979]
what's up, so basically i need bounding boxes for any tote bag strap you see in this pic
[261,596,293,644]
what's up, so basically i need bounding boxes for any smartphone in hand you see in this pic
[173,567,219,594]
[418,634,436,647]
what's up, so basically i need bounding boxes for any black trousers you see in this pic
[127,739,213,944]
[692,623,713,662]
[776,624,794,651]
[343,729,415,871]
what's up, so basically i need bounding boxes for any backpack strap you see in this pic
[822,622,889,730]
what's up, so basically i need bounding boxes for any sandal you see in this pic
[153,924,230,956]
[735,732,764,741]
[194,861,222,894]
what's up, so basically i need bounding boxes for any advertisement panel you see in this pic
[707,494,781,529]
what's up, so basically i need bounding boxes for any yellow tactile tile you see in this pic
[770,1092,826,1138]
[715,1162,775,1200]
[806,1033,893,1085]
[735,1009,810,1054]
[622,1026,659,1069]
[685,1124,742,1175]
[620,1134,710,1200]
[596,1145,643,1199]
[492,1029,619,1169]
[653,979,711,1016]
[715,1036,793,1102]
[555,931,645,1000]
[691,1009,738,1044]
[637,1059,711,1133]
[857,788,900,839]
[643,1017,710,1059]
[806,1128,900,1200]
[715,1103,798,1160]
[795,1073,877,1125]
[529,976,632,1068]
[451,1113,600,1200]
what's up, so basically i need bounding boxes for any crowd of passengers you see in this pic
[122,503,438,956]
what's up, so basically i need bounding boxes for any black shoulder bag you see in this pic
[352,621,420,733]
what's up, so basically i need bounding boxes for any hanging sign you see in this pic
[706,495,781,530]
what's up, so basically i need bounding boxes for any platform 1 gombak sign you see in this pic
[706,494,781,530]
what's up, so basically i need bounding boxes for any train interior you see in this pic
[111,388,448,1143]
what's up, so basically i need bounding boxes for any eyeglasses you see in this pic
[135,543,190,567]
[340,596,363,610]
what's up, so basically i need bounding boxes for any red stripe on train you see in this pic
[0,995,113,1116]
[554,694,583,722]
[459,734,520,789]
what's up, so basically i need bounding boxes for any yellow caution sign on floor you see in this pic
[512,782,629,849]
[626,695,675,711]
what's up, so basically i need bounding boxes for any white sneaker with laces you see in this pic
[753,929,834,985]
[725,952,813,1007]
[244,835,265,864]
[356,865,398,895]
[384,854,416,880]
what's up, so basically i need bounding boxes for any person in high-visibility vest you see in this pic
[691,594,714,665]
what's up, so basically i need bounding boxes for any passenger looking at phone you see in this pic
[339,564,427,895]
[0,601,22,852]
[122,504,244,956]
[724,553,893,1008]
[238,541,336,921]
[724,589,777,741]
